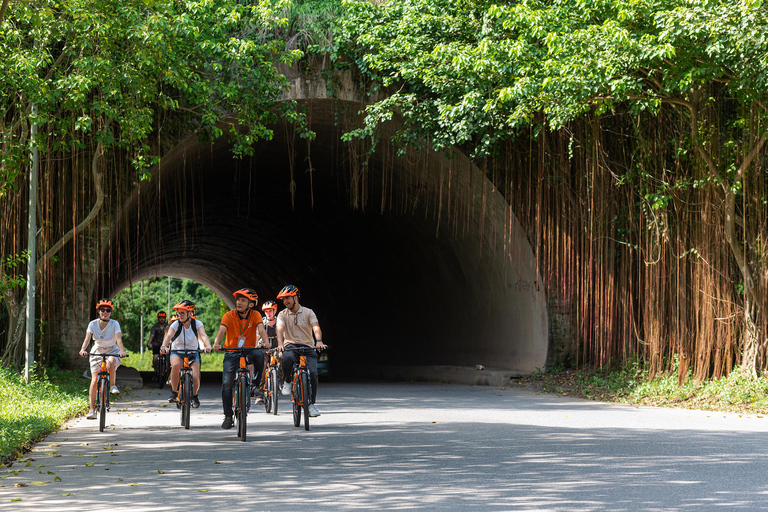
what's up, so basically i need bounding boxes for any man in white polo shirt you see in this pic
[276,285,326,417]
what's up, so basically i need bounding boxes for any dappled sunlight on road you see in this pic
[3,382,768,510]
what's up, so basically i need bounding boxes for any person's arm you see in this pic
[115,332,128,357]
[212,324,227,351]
[312,322,326,350]
[147,326,156,349]
[160,325,175,354]
[256,323,269,348]
[79,331,93,357]
[276,324,285,351]
[198,325,213,353]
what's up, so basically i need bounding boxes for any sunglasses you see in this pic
[99,308,112,313]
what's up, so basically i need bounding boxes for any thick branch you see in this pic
[0,0,9,25]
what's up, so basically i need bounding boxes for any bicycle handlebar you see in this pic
[84,352,128,358]
[280,345,329,352]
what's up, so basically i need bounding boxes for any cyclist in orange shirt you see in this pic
[212,288,269,429]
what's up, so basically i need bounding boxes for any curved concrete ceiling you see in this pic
[102,99,548,375]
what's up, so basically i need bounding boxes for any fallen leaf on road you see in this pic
[61,493,73,496]
[214,461,221,464]
[198,489,208,493]
[11,497,21,501]
[85,463,94,467]
[14,483,28,487]
[157,470,165,474]
[127,483,140,486]
[117,478,124,482]
[54,477,61,482]
[30,481,50,485]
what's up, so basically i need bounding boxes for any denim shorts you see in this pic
[170,350,201,365]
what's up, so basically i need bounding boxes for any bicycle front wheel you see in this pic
[292,375,301,427]
[182,372,192,429]
[300,371,310,431]
[158,355,167,389]
[238,376,248,442]
[270,369,279,415]
[264,371,273,414]
[99,377,108,432]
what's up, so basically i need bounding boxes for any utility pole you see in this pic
[25,105,38,383]
[167,276,171,316]
[139,281,144,355]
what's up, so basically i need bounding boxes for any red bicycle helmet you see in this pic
[261,300,277,311]
[96,299,114,310]
[276,285,300,299]
[157,311,167,318]
[173,300,195,312]
[233,288,259,306]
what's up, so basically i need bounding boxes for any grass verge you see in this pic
[120,349,225,372]
[517,361,768,415]
[0,364,88,464]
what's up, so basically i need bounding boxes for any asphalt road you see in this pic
[3,381,768,511]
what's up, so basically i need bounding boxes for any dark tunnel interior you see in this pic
[101,100,548,377]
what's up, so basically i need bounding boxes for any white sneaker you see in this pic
[280,381,292,396]
[86,410,97,420]
[110,385,119,395]
[308,404,321,417]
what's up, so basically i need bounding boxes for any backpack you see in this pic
[171,318,198,343]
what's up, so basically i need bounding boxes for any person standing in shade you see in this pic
[147,311,168,381]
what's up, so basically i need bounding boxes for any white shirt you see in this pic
[87,319,122,349]
[168,319,205,351]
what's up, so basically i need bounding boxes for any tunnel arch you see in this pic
[100,97,548,376]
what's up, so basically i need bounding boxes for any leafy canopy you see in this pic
[339,0,768,157]
[0,0,301,189]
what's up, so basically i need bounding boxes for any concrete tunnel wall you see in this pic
[101,99,548,377]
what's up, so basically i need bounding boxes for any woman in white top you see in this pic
[79,299,128,420]
[160,300,212,408]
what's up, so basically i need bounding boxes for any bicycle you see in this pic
[85,352,126,432]
[286,345,328,431]
[263,349,279,415]
[172,349,203,430]
[156,351,171,389]
[220,347,255,442]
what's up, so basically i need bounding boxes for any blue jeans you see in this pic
[281,345,319,405]
[221,349,264,417]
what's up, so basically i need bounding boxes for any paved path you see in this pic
[3,382,768,511]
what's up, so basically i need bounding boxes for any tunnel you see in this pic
[100,98,548,377]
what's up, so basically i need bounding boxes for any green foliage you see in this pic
[532,359,768,414]
[112,277,226,351]
[338,0,768,156]
[0,252,29,293]
[0,364,88,462]
[0,0,302,190]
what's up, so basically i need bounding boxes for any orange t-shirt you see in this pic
[220,309,263,348]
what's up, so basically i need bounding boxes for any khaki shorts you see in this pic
[89,349,122,374]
